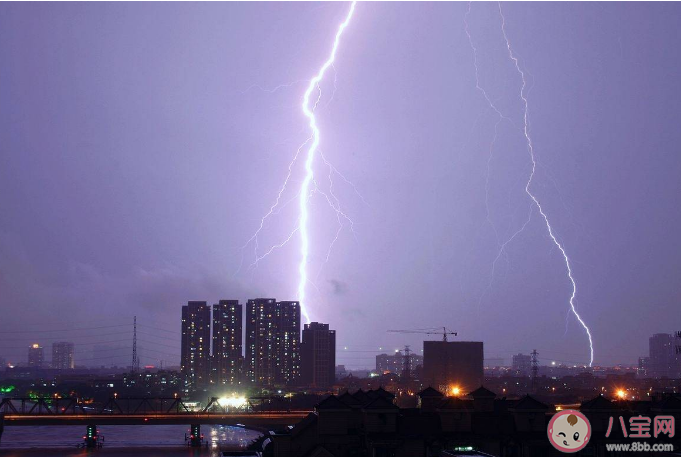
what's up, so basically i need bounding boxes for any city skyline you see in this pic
[2,2,681,369]
[7,304,679,373]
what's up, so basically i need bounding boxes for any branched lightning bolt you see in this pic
[241,80,310,95]
[235,138,311,277]
[498,2,594,366]
[465,2,594,366]
[465,3,529,308]
[298,1,357,323]
[237,2,358,324]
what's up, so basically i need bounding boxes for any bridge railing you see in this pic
[0,397,193,415]
[0,396,307,416]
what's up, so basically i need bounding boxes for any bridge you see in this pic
[1,412,310,426]
[0,396,312,447]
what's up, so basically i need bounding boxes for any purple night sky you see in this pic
[1,2,680,369]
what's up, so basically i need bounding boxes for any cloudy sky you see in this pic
[1,2,680,368]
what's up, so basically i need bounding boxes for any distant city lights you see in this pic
[217,395,248,409]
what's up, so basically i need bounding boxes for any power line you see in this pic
[0,324,130,334]
[137,324,181,335]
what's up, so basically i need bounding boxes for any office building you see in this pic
[512,353,532,376]
[300,322,336,388]
[212,300,243,385]
[28,344,44,368]
[423,341,483,392]
[648,333,681,379]
[245,298,300,386]
[52,341,75,369]
[181,301,211,388]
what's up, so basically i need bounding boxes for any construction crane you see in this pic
[387,327,458,342]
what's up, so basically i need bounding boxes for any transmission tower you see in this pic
[531,349,538,390]
[131,316,139,373]
[402,345,412,379]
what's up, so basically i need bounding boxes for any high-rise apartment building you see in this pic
[245,298,300,386]
[28,344,44,368]
[246,298,278,385]
[181,301,211,388]
[512,353,532,377]
[648,333,681,379]
[276,301,301,384]
[375,351,424,375]
[300,322,336,388]
[212,300,243,385]
[52,341,75,369]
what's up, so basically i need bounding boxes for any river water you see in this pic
[0,425,262,456]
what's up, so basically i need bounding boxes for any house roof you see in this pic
[654,395,681,412]
[417,386,444,398]
[468,386,496,398]
[580,395,620,411]
[304,446,336,457]
[352,388,369,404]
[438,397,474,410]
[509,395,549,411]
[366,387,396,402]
[291,412,318,437]
[363,396,399,410]
[316,395,351,411]
[338,391,363,407]
[374,386,396,399]
[398,411,442,436]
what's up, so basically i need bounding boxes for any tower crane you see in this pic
[387,327,458,342]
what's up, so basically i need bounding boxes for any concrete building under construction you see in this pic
[423,341,483,393]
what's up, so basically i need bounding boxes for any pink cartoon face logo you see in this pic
[547,409,591,453]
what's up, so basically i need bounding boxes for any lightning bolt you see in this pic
[499,2,594,366]
[466,2,595,366]
[238,2,358,324]
[298,1,357,323]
